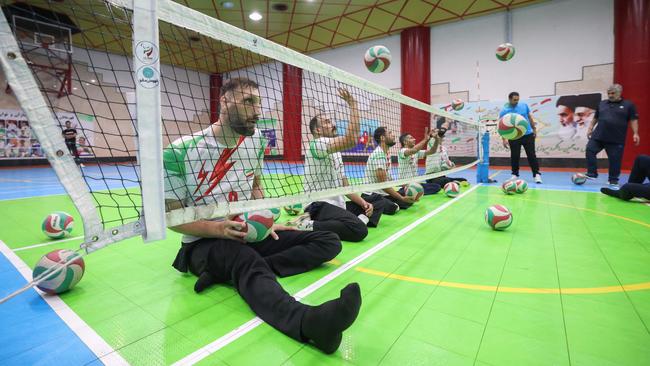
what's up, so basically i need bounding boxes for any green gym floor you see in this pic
[1,168,650,365]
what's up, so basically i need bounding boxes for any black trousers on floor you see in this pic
[426,176,467,187]
[306,201,368,242]
[620,154,650,200]
[345,194,388,227]
[508,133,540,176]
[361,193,400,215]
[172,231,341,342]
[586,138,625,183]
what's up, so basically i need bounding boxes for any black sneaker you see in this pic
[585,173,597,180]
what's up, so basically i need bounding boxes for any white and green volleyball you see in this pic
[364,45,391,73]
[485,205,513,230]
[451,98,465,111]
[514,179,528,194]
[572,173,587,185]
[269,207,282,222]
[283,203,303,216]
[234,210,275,243]
[496,42,515,61]
[501,180,517,195]
[33,249,85,295]
[443,181,460,198]
[403,182,424,201]
[498,113,529,140]
[42,212,74,239]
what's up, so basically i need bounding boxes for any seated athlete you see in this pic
[164,78,361,354]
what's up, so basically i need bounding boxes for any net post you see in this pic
[133,0,166,242]
[477,130,490,183]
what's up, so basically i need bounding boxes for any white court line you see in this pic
[172,184,481,366]
[0,240,128,365]
[14,235,84,252]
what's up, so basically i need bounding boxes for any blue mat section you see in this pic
[0,252,98,365]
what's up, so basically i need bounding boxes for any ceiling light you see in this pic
[221,1,234,9]
[249,11,262,21]
[90,79,96,83]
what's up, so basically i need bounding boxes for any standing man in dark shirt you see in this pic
[586,84,640,187]
[62,121,81,165]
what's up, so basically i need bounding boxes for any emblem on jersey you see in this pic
[193,136,246,202]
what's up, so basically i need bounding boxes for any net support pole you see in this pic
[133,0,166,242]
[477,131,490,183]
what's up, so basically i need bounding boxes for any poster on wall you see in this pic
[434,92,602,158]
[258,118,280,155]
[0,109,95,159]
[331,118,380,155]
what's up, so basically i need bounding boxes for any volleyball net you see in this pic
[0,0,482,256]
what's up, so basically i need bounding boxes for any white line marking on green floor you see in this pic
[172,184,481,366]
[14,235,84,252]
[0,240,128,365]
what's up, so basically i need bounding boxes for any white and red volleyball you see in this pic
[364,45,391,73]
[485,205,513,230]
[33,249,85,294]
[496,42,515,61]
[443,181,460,198]
[41,212,74,239]
[234,210,275,243]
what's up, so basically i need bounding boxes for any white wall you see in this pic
[309,34,402,90]
[302,0,613,101]
[431,0,613,100]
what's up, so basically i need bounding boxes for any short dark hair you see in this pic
[217,78,259,117]
[220,78,259,96]
[556,95,578,110]
[399,133,411,147]
[373,127,387,145]
[309,116,320,134]
[508,91,519,100]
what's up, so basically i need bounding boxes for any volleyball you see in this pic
[451,98,465,111]
[33,249,85,294]
[501,180,517,194]
[233,210,275,243]
[496,42,515,61]
[269,207,282,222]
[572,173,587,185]
[403,182,424,201]
[42,212,74,239]
[364,45,391,73]
[514,179,528,194]
[283,203,303,216]
[485,205,513,230]
[443,181,460,198]
[498,113,529,140]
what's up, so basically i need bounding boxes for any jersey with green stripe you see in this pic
[304,137,346,208]
[397,148,425,179]
[364,146,392,196]
[163,127,266,243]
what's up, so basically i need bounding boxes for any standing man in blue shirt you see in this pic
[586,84,640,187]
[499,91,542,183]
